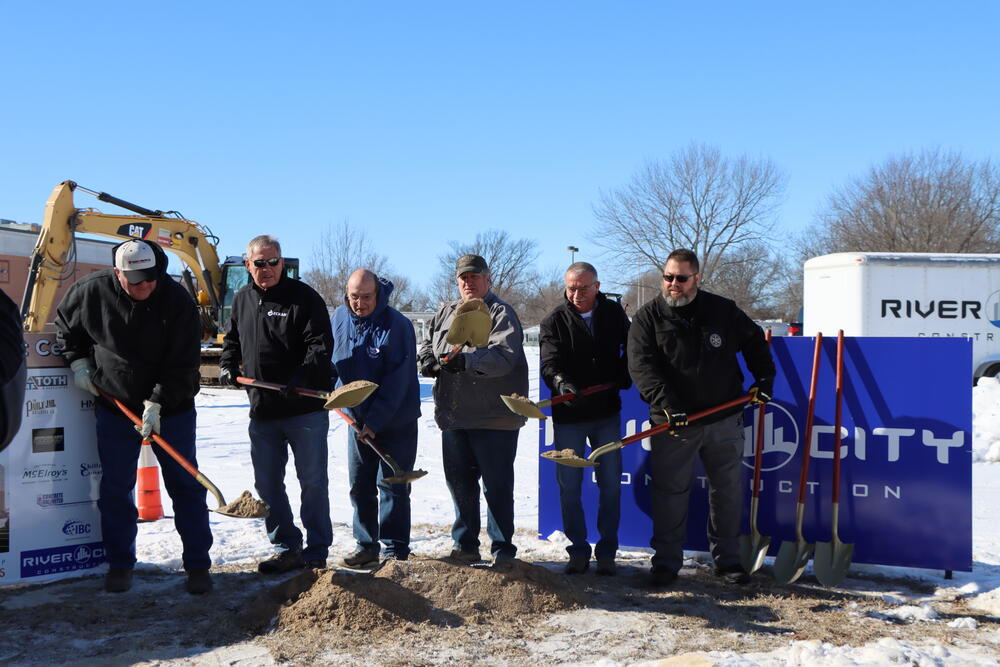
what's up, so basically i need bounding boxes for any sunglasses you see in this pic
[252,257,281,268]
[662,273,694,284]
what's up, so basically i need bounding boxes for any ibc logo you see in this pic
[62,519,93,537]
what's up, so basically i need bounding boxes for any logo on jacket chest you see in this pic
[708,333,723,349]
[266,309,288,318]
[367,329,390,358]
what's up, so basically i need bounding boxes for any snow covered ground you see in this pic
[123,350,1000,663]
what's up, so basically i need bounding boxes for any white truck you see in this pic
[803,252,1000,379]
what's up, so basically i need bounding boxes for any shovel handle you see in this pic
[796,333,824,504]
[331,407,407,478]
[619,394,753,449]
[236,376,329,400]
[751,329,773,499]
[832,330,845,503]
[545,382,618,409]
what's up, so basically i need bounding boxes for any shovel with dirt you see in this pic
[542,394,754,468]
[100,389,268,518]
[813,330,855,586]
[501,382,618,420]
[772,333,824,583]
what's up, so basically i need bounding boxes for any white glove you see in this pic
[70,359,99,396]
[139,400,162,438]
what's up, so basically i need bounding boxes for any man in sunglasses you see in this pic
[55,239,212,594]
[628,248,775,588]
[220,235,334,573]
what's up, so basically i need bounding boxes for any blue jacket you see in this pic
[330,276,421,433]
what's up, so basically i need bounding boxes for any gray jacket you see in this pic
[419,292,528,431]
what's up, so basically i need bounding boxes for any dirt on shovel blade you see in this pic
[218,490,268,518]
[541,448,583,461]
[338,379,377,394]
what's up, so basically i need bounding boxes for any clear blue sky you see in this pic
[2,2,998,293]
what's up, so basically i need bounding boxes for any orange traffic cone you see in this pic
[137,439,164,521]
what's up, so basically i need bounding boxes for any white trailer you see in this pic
[803,252,1000,379]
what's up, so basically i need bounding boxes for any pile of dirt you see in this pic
[217,490,269,518]
[244,558,584,637]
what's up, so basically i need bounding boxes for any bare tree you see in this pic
[593,143,787,283]
[431,230,542,304]
[302,220,412,307]
[803,149,1000,255]
[705,242,789,320]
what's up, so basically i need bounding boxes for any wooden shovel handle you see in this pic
[547,382,618,407]
[796,333,824,504]
[832,330,845,503]
[751,328,773,499]
[236,376,329,400]
[619,394,754,448]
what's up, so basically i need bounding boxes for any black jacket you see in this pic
[540,292,631,424]
[0,289,25,452]
[628,289,775,425]
[220,274,333,420]
[55,241,201,417]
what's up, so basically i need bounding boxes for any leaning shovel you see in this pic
[100,389,267,518]
[501,382,617,420]
[236,376,378,410]
[542,394,753,468]
[814,330,855,586]
[740,329,773,574]
[773,333,824,584]
[332,407,428,484]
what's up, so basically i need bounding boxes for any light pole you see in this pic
[566,245,579,264]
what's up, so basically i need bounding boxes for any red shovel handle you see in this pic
[548,382,618,407]
[751,328,773,499]
[235,376,328,400]
[832,330,845,503]
[98,389,200,479]
[619,394,754,448]
[796,333,824,504]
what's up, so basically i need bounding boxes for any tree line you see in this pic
[304,145,1000,326]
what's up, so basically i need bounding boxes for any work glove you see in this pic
[218,367,238,387]
[748,378,774,405]
[419,355,441,378]
[70,359,99,396]
[439,352,466,374]
[138,400,161,438]
[663,409,689,431]
[552,374,579,406]
[279,375,302,399]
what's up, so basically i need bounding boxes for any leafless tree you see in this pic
[804,149,1000,255]
[593,143,787,282]
[431,229,542,304]
[302,220,412,308]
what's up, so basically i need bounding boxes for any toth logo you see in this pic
[266,310,288,318]
[26,374,68,391]
[25,398,56,417]
[22,464,69,483]
[31,427,65,453]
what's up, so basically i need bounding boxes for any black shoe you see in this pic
[595,559,616,576]
[258,551,304,574]
[649,566,677,587]
[185,569,213,594]
[715,564,751,585]
[564,555,590,575]
[104,568,133,593]
[492,552,516,565]
[448,549,483,564]
[340,550,379,569]
[303,559,327,569]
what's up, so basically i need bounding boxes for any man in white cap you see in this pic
[55,239,212,594]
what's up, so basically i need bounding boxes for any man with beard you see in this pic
[627,248,775,588]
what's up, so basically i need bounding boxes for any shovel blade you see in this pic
[501,394,547,420]
[540,450,595,467]
[813,539,854,587]
[739,533,771,575]
[772,538,813,583]
[446,310,492,348]
[383,469,429,485]
[324,381,378,409]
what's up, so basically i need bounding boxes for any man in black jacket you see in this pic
[0,289,25,454]
[628,248,775,587]
[219,235,334,573]
[540,262,630,576]
[55,239,212,594]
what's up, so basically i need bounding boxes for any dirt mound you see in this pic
[244,558,583,636]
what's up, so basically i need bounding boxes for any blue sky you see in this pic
[2,2,998,293]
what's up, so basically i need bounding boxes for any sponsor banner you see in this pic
[25,334,69,369]
[538,336,972,572]
[20,541,106,578]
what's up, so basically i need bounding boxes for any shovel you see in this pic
[445,298,493,349]
[772,333,824,584]
[501,382,617,420]
[100,389,267,519]
[814,330,855,586]
[542,394,753,468]
[740,329,773,574]
[331,407,428,484]
[236,376,378,410]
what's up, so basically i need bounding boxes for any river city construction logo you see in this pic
[20,542,106,577]
[987,290,1000,328]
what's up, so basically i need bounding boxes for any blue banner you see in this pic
[537,336,972,572]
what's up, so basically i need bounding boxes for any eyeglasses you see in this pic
[662,273,694,284]
[252,257,281,268]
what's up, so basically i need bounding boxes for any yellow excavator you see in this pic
[20,181,299,381]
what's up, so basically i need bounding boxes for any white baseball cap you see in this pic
[114,241,159,284]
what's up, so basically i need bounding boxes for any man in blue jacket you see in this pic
[331,269,420,568]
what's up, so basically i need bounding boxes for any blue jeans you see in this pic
[249,410,332,561]
[553,413,622,560]
[348,420,418,558]
[95,404,212,571]
[441,428,518,558]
